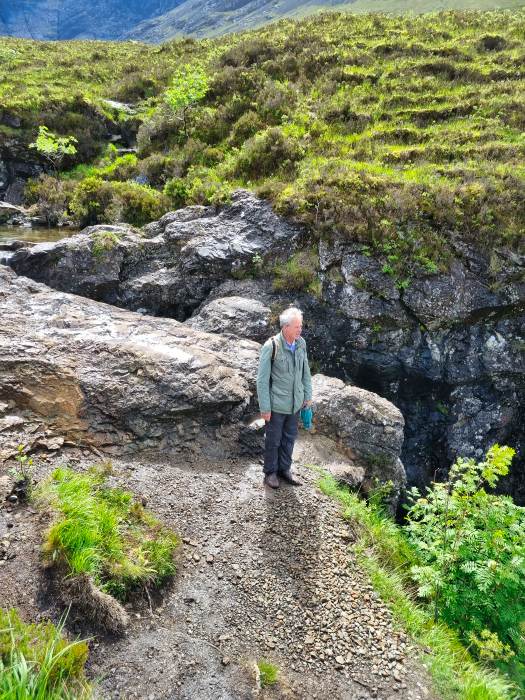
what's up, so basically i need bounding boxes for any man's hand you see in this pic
[302,400,312,408]
[261,412,271,422]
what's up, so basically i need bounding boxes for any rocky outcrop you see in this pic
[0,265,259,455]
[9,190,304,319]
[311,375,406,509]
[0,264,410,510]
[5,191,525,503]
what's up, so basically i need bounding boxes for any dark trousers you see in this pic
[263,411,300,475]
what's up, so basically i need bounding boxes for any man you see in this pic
[256,306,313,489]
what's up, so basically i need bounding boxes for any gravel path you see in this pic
[0,431,438,700]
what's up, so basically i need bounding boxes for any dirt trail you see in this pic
[0,432,438,700]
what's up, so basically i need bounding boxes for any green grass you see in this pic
[316,470,521,700]
[2,9,525,272]
[0,608,92,700]
[257,658,279,687]
[36,463,180,601]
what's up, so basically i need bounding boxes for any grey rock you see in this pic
[0,265,259,453]
[9,190,304,320]
[184,296,271,343]
[311,374,406,509]
[0,201,29,224]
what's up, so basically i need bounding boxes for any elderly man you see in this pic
[256,306,313,489]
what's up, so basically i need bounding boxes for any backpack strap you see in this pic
[271,337,276,364]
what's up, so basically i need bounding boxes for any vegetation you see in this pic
[257,658,279,687]
[8,444,35,501]
[36,463,180,601]
[405,444,524,688]
[316,443,524,699]
[0,608,92,699]
[91,229,121,258]
[29,125,77,175]
[2,9,525,271]
[272,248,321,296]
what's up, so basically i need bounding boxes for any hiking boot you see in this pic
[263,473,280,489]
[280,470,302,486]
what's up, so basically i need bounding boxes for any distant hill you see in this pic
[0,0,184,40]
[1,0,525,41]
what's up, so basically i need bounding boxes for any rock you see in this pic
[9,190,304,320]
[238,417,266,457]
[311,374,406,509]
[0,415,25,431]
[0,266,259,454]
[0,201,29,224]
[36,436,64,451]
[184,296,271,343]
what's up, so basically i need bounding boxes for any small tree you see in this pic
[29,125,78,175]
[164,64,209,137]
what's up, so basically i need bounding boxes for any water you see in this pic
[0,225,79,264]
[0,225,78,244]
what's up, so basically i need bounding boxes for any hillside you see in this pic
[0,0,184,41]
[1,0,525,41]
[125,0,525,42]
[2,9,524,266]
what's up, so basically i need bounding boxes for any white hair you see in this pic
[279,306,303,328]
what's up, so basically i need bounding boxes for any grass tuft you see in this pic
[36,464,180,601]
[257,658,279,687]
[0,608,92,700]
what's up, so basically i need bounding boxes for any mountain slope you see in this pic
[1,0,525,41]
[0,0,184,40]
[127,0,525,41]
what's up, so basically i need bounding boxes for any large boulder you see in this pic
[311,374,406,510]
[0,266,259,456]
[184,296,272,343]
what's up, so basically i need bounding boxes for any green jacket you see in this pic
[256,331,313,415]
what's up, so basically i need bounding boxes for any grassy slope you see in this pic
[1,9,525,274]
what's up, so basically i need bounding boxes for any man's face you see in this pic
[286,317,302,340]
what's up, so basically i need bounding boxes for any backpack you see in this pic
[269,334,279,387]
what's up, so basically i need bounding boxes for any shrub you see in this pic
[232,127,304,179]
[139,153,176,186]
[69,177,169,227]
[0,608,91,699]
[24,174,74,225]
[68,177,114,226]
[163,177,188,208]
[36,464,180,601]
[229,110,264,147]
[272,249,319,295]
[184,165,233,206]
[405,444,524,667]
